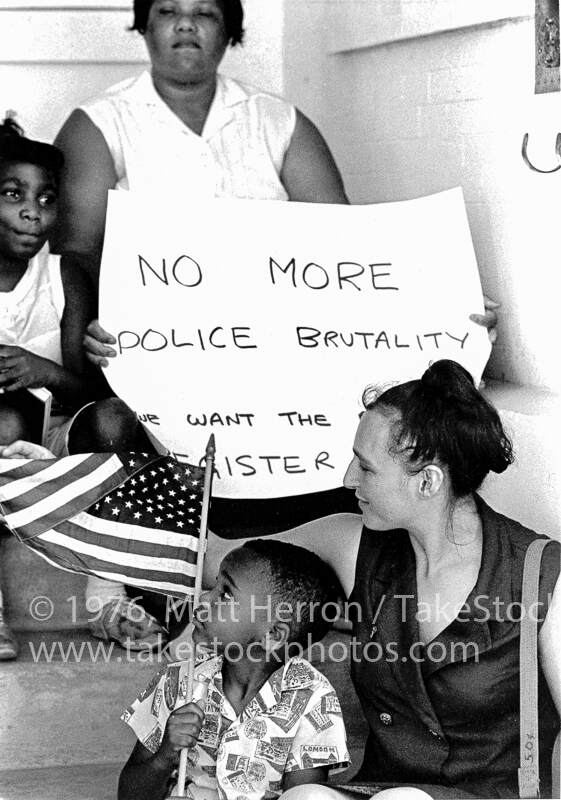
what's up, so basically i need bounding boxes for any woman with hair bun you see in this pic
[283,360,560,799]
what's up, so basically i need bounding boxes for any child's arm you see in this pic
[283,767,329,791]
[118,740,175,800]
[0,343,87,407]
[0,258,96,408]
[282,668,350,791]
[118,701,204,800]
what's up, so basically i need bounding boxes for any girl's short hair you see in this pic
[131,0,245,45]
[363,359,514,498]
[0,116,64,178]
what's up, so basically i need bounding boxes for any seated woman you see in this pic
[52,0,348,286]
[283,359,560,799]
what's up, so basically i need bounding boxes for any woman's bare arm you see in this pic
[283,767,329,791]
[539,575,561,715]
[60,258,95,375]
[59,257,106,402]
[52,109,118,288]
[281,110,348,204]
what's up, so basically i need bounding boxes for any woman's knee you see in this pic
[281,787,435,800]
[69,398,140,452]
[90,398,137,439]
[0,405,29,445]
[376,789,434,800]
[281,785,346,800]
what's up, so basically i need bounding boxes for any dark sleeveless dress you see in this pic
[348,496,560,798]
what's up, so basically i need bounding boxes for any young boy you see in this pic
[118,540,350,800]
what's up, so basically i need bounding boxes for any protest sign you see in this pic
[100,187,491,498]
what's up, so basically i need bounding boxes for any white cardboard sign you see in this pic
[100,188,491,498]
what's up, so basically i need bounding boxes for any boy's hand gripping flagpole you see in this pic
[175,434,216,798]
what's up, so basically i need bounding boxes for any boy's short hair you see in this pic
[240,539,344,647]
[0,116,64,178]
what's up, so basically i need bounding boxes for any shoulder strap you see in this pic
[518,538,551,798]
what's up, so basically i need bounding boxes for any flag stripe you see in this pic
[2,453,121,508]
[0,454,95,500]
[30,538,196,585]
[26,534,196,594]
[30,511,200,561]
[67,510,200,553]
[94,572,194,597]
[0,457,69,478]
[26,542,195,597]
[27,545,195,597]
[3,455,129,535]
[3,455,122,513]
[39,526,197,574]
[0,458,34,476]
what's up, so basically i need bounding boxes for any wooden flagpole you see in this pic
[175,434,216,798]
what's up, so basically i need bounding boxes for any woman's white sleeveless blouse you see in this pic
[80,71,296,200]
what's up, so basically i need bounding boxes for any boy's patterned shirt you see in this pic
[122,654,350,800]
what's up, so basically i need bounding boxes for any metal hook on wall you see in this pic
[521,132,561,173]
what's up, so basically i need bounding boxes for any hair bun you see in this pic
[0,112,64,174]
[365,358,513,496]
[421,359,475,400]
[0,112,24,141]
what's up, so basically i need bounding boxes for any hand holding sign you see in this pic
[99,188,491,498]
[83,319,117,368]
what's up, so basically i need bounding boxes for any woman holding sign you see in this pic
[282,359,560,799]
[52,0,348,285]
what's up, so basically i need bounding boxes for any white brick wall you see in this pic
[282,2,561,534]
[0,1,285,143]
[285,3,561,395]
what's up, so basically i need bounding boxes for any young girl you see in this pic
[0,115,96,659]
[0,116,160,658]
[0,115,95,448]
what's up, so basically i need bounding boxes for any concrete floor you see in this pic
[0,763,121,800]
[0,630,156,771]
[0,627,366,797]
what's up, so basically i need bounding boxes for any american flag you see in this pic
[0,451,206,598]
